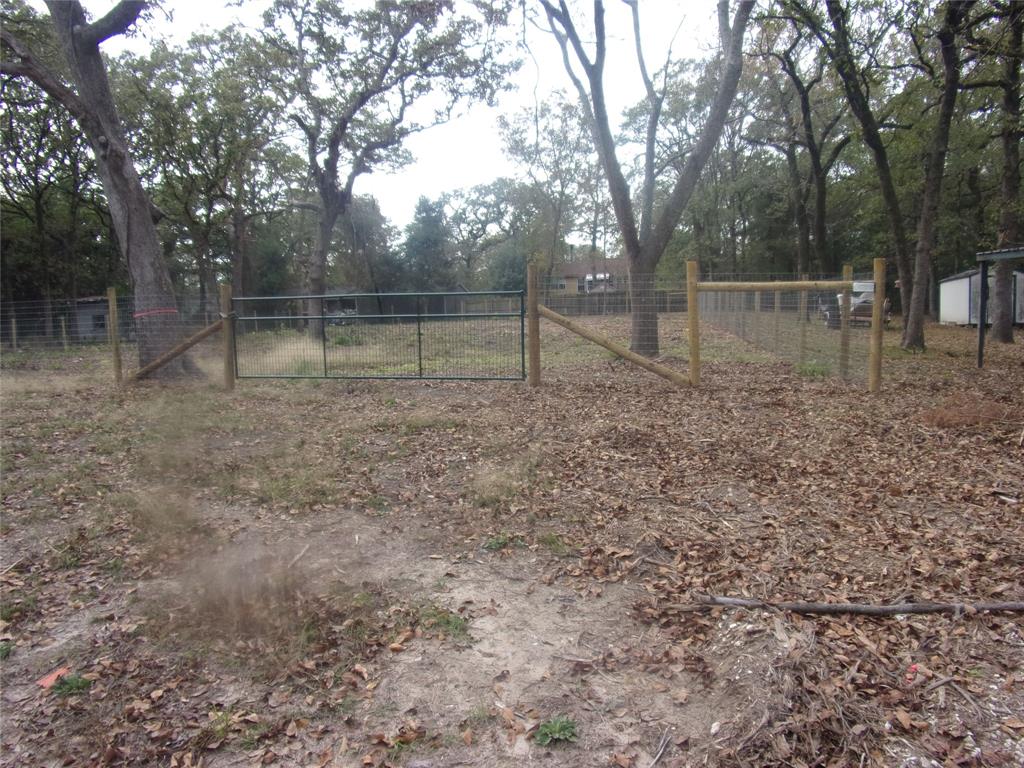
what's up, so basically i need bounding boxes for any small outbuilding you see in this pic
[938,267,1024,326]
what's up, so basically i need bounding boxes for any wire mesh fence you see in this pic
[535,271,875,384]
[697,274,875,383]
[1,292,224,376]
[232,291,525,380]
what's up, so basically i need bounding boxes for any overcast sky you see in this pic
[54,1,721,229]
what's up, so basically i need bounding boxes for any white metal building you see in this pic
[938,268,1024,325]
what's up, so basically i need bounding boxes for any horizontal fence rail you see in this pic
[231,291,526,381]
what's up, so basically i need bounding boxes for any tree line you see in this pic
[1,0,1019,367]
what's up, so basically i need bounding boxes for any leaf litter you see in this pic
[0,323,1021,767]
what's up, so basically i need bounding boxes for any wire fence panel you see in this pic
[535,272,873,384]
[1,292,223,376]
[232,291,525,381]
[697,273,875,383]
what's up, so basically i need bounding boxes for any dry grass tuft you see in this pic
[919,396,1018,428]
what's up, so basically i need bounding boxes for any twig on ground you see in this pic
[924,675,956,693]
[672,595,1024,617]
[647,728,672,768]
[0,557,25,576]
[287,543,311,569]
[552,655,598,665]
[950,682,983,717]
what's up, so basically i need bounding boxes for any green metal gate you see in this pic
[232,291,525,381]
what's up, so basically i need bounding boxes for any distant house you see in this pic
[549,258,630,294]
[938,268,1024,326]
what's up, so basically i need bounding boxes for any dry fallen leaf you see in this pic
[36,666,71,689]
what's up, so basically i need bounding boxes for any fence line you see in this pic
[527,261,885,391]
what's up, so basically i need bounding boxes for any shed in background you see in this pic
[938,268,1024,325]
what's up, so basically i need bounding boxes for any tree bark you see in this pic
[822,0,915,332]
[784,145,811,275]
[903,2,970,350]
[5,1,187,374]
[628,258,659,357]
[305,200,343,336]
[543,0,754,356]
[991,2,1022,343]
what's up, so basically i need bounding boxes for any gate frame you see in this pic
[231,290,526,382]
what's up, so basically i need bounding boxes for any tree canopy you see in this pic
[2,0,1020,353]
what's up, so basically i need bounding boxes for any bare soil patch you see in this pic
[2,322,1022,767]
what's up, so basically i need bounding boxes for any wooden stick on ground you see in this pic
[681,595,1024,616]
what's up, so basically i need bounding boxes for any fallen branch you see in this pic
[646,728,672,768]
[676,595,1024,617]
[287,543,311,570]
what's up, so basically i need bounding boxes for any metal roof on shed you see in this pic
[940,267,1024,283]
[976,247,1024,261]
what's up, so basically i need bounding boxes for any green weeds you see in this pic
[535,716,578,746]
[53,674,92,696]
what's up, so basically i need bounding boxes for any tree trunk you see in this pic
[44,2,186,374]
[991,2,1022,344]
[628,257,659,357]
[305,203,341,337]
[824,0,914,330]
[229,204,251,297]
[785,146,811,275]
[812,172,832,273]
[903,2,966,351]
[33,194,54,338]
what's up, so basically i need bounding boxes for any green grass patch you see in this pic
[0,641,13,660]
[53,674,92,696]
[537,532,569,555]
[0,593,37,623]
[420,605,471,642]
[795,360,831,378]
[535,716,578,746]
[330,329,364,347]
[482,532,524,552]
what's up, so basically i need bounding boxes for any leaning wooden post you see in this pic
[60,317,69,351]
[686,260,700,386]
[868,258,885,393]
[107,287,122,386]
[527,261,540,387]
[220,283,235,392]
[839,264,852,380]
[798,274,809,365]
[10,315,17,350]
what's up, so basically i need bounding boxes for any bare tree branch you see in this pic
[0,29,95,131]
[79,0,146,47]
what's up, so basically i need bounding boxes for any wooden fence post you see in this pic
[686,260,700,386]
[61,317,69,351]
[220,283,235,392]
[107,287,122,386]
[798,274,809,365]
[527,262,540,387]
[753,289,761,345]
[839,264,852,380]
[774,289,781,350]
[869,258,885,392]
[10,316,17,350]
